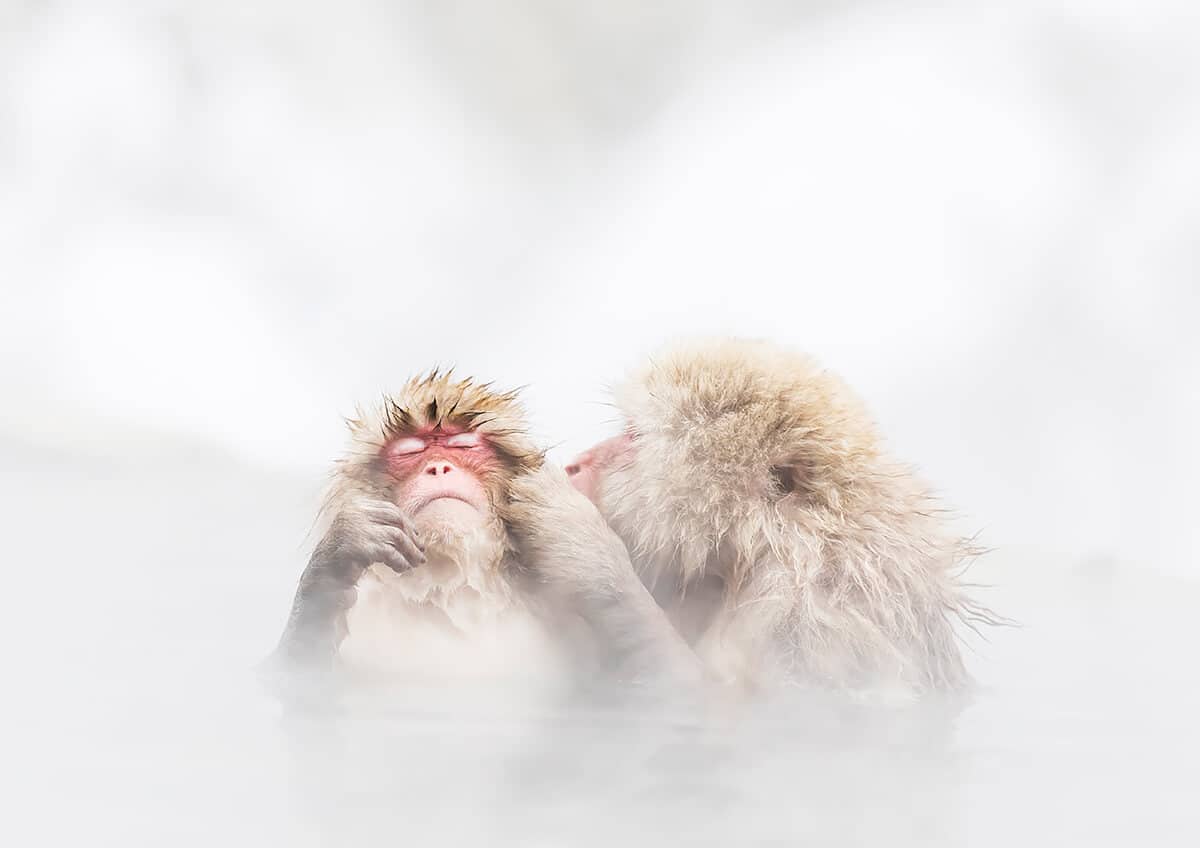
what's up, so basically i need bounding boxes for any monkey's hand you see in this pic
[502,466,705,688]
[273,498,426,670]
[503,465,633,592]
[312,498,428,581]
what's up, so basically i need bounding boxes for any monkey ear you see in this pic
[770,464,801,495]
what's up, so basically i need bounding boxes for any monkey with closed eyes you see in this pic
[270,370,703,699]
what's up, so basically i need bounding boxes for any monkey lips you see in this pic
[400,457,492,529]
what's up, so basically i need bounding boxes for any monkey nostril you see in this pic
[441,464,452,474]
[565,464,580,476]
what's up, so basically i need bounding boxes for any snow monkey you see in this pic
[564,339,995,699]
[272,371,701,694]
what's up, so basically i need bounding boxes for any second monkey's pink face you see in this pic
[565,433,634,504]
[384,427,498,524]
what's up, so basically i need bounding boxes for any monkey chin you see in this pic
[414,496,486,529]
[414,502,506,572]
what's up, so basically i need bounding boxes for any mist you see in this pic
[3,2,1198,845]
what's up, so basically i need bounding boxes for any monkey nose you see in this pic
[423,461,455,476]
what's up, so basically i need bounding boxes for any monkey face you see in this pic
[385,427,499,529]
[335,371,544,532]
[565,433,634,503]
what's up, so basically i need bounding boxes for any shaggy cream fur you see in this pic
[595,339,995,697]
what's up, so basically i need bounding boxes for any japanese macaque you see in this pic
[271,371,700,695]
[566,339,996,699]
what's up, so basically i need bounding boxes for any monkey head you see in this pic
[566,339,889,584]
[335,371,543,543]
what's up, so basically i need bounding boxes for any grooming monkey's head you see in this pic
[567,339,887,580]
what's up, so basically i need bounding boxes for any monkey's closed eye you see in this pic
[770,465,799,495]
[390,436,426,455]
[445,432,481,449]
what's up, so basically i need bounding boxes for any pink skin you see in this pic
[564,433,634,503]
[384,427,496,516]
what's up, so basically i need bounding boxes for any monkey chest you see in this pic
[339,564,563,683]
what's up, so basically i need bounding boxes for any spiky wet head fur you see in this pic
[333,369,543,508]
[598,338,990,692]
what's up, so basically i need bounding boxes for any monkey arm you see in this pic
[502,466,706,688]
[272,548,360,670]
[272,500,427,671]
[259,539,360,710]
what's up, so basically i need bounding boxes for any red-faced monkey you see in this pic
[565,339,995,699]
[272,371,701,695]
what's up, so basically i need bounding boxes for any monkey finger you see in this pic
[361,507,424,550]
[359,501,398,521]
[364,543,418,574]
[381,552,417,574]
[363,502,421,536]
[360,498,408,518]
[381,526,427,564]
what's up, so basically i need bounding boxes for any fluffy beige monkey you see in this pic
[565,339,996,699]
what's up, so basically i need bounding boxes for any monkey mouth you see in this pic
[411,493,482,513]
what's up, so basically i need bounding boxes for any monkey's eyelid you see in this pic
[445,432,482,448]
[389,436,426,455]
